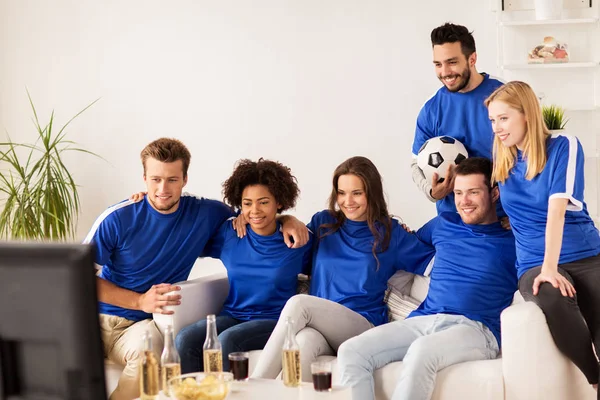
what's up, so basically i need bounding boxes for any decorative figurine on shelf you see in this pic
[528,36,569,64]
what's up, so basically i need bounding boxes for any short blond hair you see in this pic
[140,138,191,177]
[485,81,550,183]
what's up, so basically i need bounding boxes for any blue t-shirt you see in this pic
[307,210,435,327]
[410,212,517,346]
[499,134,600,278]
[84,194,234,322]
[412,74,504,215]
[203,220,312,321]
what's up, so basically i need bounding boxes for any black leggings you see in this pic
[519,254,600,385]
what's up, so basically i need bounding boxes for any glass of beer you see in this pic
[310,361,332,392]
[228,352,250,381]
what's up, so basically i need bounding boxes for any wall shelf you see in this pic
[502,0,595,11]
[501,61,600,69]
[566,106,600,111]
[497,1,600,220]
[500,17,599,26]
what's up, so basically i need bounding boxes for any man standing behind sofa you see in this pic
[411,23,503,214]
[84,138,307,400]
[338,157,517,400]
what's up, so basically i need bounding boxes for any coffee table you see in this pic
[153,378,352,399]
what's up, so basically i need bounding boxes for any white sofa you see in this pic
[105,264,597,400]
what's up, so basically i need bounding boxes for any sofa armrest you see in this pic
[153,272,229,337]
[501,300,595,400]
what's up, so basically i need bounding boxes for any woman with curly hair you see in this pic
[251,156,435,382]
[174,158,312,373]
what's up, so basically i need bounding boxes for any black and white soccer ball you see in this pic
[417,136,469,182]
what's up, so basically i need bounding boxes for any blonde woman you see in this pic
[486,81,600,392]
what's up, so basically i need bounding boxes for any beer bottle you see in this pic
[140,330,160,400]
[202,314,223,372]
[160,324,181,392]
[281,316,301,387]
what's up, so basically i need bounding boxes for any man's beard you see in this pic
[148,196,180,213]
[440,67,471,93]
[458,203,490,225]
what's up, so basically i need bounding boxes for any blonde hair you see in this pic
[484,81,550,183]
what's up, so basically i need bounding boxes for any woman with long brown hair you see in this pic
[251,156,435,381]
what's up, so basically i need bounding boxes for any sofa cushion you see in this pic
[104,360,123,397]
[297,273,310,295]
[384,271,428,321]
[386,270,416,294]
[384,288,421,321]
[313,354,503,400]
[248,350,503,400]
[410,275,430,303]
[374,357,504,400]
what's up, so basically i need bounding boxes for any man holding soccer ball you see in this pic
[411,22,503,215]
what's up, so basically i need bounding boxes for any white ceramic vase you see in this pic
[534,0,564,20]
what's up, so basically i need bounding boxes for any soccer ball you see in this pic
[417,136,468,182]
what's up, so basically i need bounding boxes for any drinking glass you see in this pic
[228,352,250,381]
[310,361,332,392]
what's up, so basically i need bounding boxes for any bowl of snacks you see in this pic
[168,372,233,400]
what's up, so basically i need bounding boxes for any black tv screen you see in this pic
[0,242,106,400]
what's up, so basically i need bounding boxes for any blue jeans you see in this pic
[337,314,499,400]
[176,315,278,373]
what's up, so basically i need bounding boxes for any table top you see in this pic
[150,378,352,400]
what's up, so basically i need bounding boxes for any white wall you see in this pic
[0,0,595,239]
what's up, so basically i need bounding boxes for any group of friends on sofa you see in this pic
[85,22,600,400]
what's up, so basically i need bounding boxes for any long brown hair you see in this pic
[484,81,550,183]
[319,156,392,268]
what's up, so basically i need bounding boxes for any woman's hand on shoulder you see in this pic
[129,192,147,202]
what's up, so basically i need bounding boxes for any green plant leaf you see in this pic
[0,93,102,241]
[542,104,569,131]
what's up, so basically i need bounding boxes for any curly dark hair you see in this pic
[431,22,476,59]
[222,158,300,212]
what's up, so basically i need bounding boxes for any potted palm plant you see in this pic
[542,104,568,132]
[0,92,100,241]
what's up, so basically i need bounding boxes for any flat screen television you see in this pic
[0,242,106,400]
